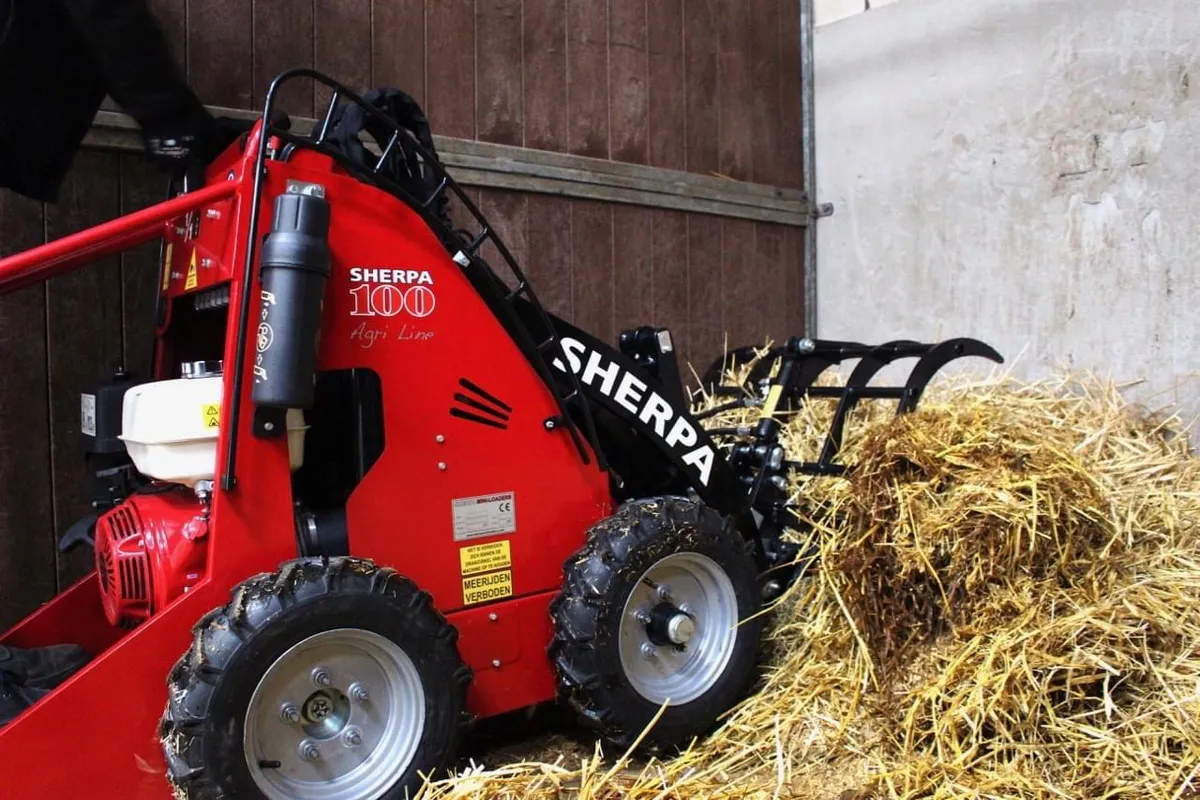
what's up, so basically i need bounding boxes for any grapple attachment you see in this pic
[697,335,1004,476]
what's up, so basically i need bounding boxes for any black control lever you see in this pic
[58,515,97,553]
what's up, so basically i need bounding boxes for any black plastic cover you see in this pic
[251,191,332,409]
[81,371,135,455]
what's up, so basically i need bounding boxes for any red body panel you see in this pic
[0,128,613,797]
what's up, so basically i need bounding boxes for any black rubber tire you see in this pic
[549,497,764,753]
[159,556,472,800]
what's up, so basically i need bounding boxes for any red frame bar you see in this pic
[0,180,236,297]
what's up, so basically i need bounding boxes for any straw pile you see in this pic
[420,352,1200,799]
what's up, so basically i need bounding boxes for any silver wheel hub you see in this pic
[618,552,739,705]
[244,629,425,800]
[666,613,695,645]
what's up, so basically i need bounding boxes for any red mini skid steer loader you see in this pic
[0,71,1002,799]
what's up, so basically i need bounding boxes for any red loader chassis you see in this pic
[0,71,1001,798]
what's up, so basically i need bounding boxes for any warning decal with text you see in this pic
[452,491,516,541]
[161,242,174,292]
[462,570,513,606]
[460,541,512,576]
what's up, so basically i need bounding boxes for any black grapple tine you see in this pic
[783,356,840,408]
[816,340,926,466]
[897,337,1004,414]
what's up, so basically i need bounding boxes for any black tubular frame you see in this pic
[221,69,606,490]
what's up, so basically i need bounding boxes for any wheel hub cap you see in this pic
[243,629,425,800]
[666,613,695,645]
[618,552,739,705]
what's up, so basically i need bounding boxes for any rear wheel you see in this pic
[549,497,763,752]
[160,557,471,800]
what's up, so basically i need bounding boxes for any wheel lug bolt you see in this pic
[342,727,363,748]
[312,667,332,687]
[634,610,651,624]
[656,585,673,602]
[299,740,320,761]
[641,642,658,660]
[678,603,692,615]
[279,704,300,724]
[349,682,369,702]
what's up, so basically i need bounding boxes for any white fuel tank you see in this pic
[120,370,307,488]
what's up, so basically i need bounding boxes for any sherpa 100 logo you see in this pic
[348,267,436,318]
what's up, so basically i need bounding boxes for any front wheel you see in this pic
[549,497,764,753]
[159,557,471,800]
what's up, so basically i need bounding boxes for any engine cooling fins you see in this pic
[450,378,512,430]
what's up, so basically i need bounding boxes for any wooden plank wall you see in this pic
[0,0,806,628]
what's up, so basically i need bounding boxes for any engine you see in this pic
[80,360,309,628]
[95,490,208,627]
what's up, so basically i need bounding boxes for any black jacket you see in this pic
[0,0,210,202]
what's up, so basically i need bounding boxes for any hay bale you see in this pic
[420,367,1200,799]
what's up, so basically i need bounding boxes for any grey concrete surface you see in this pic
[815,0,1199,431]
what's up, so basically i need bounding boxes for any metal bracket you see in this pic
[812,202,835,219]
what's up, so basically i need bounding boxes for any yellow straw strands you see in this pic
[421,358,1200,799]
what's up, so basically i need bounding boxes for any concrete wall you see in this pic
[814,0,1200,430]
[816,0,903,27]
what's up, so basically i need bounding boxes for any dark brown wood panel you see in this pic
[569,201,614,342]
[0,0,810,633]
[524,196,572,319]
[371,0,426,105]
[754,222,791,344]
[0,193,55,629]
[783,226,806,334]
[566,0,609,159]
[477,0,524,146]
[44,154,125,589]
[611,206,653,333]
[685,213,722,374]
[778,0,804,188]
[252,0,315,116]
[720,218,757,351]
[478,189,528,287]
[448,188,482,237]
[683,0,719,175]
[750,0,782,185]
[608,0,649,165]
[187,0,254,108]
[316,0,372,111]
[119,158,168,377]
[523,0,568,151]
[426,0,476,140]
[649,210,689,368]
[717,0,753,182]
[646,0,685,172]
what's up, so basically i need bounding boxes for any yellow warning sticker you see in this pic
[202,404,220,429]
[184,249,199,291]
[459,541,512,577]
[161,242,174,292]
[462,570,513,606]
